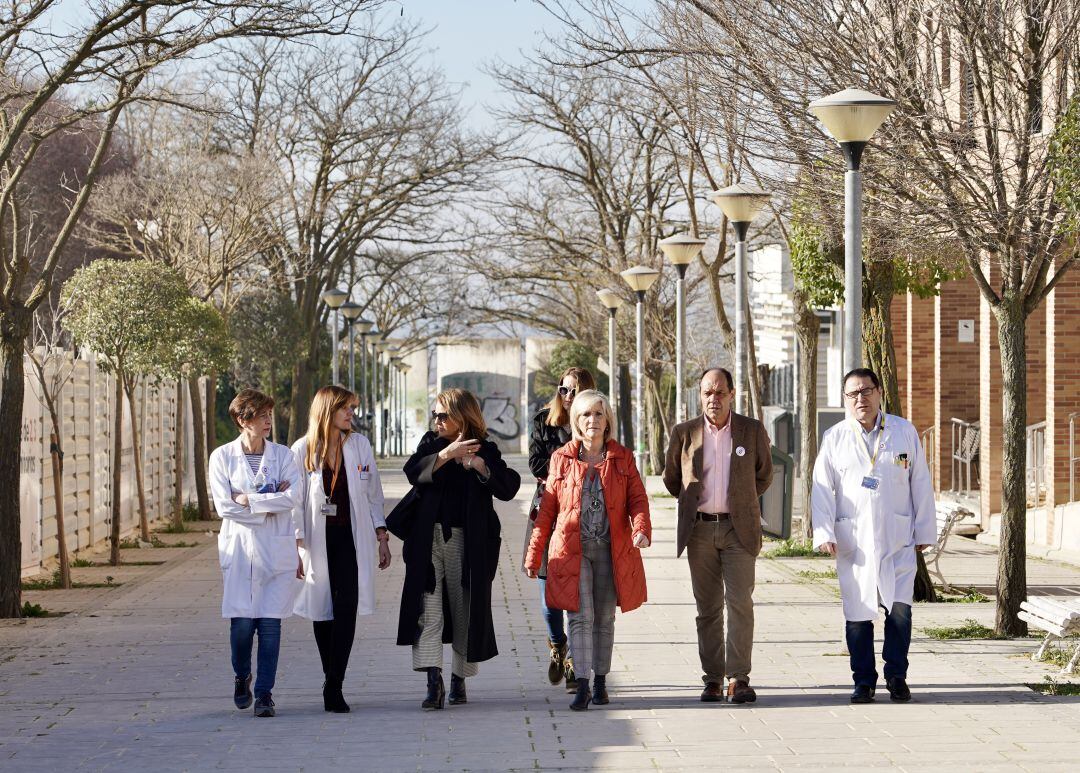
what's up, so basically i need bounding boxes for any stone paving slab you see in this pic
[2,463,1079,771]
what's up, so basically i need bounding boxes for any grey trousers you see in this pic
[567,539,617,679]
[686,518,756,683]
[412,526,478,678]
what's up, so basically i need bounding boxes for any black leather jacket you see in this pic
[528,408,571,482]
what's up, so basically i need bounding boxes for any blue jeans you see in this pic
[845,602,912,687]
[538,577,567,646]
[230,617,281,699]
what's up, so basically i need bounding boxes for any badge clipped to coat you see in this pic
[359,464,371,481]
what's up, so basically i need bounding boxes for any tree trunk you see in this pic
[205,372,217,454]
[269,365,278,445]
[125,380,151,541]
[794,291,820,540]
[744,309,765,423]
[188,377,212,521]
[644,372,667,476]
[110,374,123,566]
[288,353,315,444]
[994,297,1029,637]
[49,431,71,589]
[618,362,633,449]
[0,319,30,617]
[862,260,901,414]
[172,379,185,531]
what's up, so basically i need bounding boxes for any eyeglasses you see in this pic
[431,411,450,422]
[558,385,577,398]
[844,387,878,402]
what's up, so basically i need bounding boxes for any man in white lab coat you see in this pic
[812,368,937,704]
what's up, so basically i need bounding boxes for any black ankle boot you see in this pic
[570,677,591,711]
[448,673,467,705]
[592,674,609,705]
[422,667,445,710]
[323,678,350,713]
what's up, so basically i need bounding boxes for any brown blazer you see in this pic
[663,412,774,558]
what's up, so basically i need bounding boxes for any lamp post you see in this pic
[595,289,624,442]
[339,301,362,393]
[354,319,374,424]
[659,234,706,423]
[319,287,349,385]
[391,356,404,455]
[808,88,896,373]
[620,265,660,475]
[399,361,412,454]
[710,184,772,414]
[379,345,399,457]
[366,331,382,432]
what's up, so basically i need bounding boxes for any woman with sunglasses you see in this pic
[391,388,520,709]
[526,367,595,692]
[292,385,390,713]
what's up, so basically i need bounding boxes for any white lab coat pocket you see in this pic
[889,512,915,554]
[835,518,856,557]
[271,536,298,574]
[218,533,237,570]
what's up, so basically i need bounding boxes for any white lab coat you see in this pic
[811,413,937,621]
[208,437,303,619]
[291,433,386,621]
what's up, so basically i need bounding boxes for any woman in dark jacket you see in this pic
[389,387,520,710]
[527,367,595,691]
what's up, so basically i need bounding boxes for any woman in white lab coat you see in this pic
[292,385,391,713]
[811,368,937,704]
[208,388,303,718]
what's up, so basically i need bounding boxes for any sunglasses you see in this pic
[431,411,450,422]
[557,385,577,398]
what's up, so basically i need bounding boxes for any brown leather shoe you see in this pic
[700,681,724,702]
[728,679,757,704]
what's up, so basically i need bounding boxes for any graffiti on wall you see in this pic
[440,371,521,447]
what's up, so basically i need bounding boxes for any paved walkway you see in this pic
[3,461,1080,772]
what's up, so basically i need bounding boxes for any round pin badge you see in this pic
[735,446,746,457]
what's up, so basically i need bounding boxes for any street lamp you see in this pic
[339,301,362,393]
[808,88,896,372]
[620,265,660,475]
[353,318,374,423]
[366,331,383,431]
[710,183,772,414]
[319,287,349,385]
[377,344,399,457]
[399,361,412,454]
[659,234,706,423]
[391,356,404,455]
[595,288,624,442]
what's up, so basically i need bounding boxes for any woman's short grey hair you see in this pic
[568,389,616,443]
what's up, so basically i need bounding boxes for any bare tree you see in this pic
[213,25,499,442]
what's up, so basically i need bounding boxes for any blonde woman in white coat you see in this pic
[292,385,391,713]
[208,389,303,719]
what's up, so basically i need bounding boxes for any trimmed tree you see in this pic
[61,260,189,563]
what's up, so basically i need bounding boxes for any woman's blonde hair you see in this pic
[545,366,596,427]
[434,387,487,442]
[568,389,615,443]
[303,385,358,473]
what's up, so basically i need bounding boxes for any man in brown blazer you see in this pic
[663,368,773,703]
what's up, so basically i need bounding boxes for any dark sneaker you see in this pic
[850,684,876,704]
[253,693,275,717]
[886,677,911,703]
[233,674,252,710]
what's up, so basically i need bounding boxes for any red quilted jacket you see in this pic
[525,439,651,613]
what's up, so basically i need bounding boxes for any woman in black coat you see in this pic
[388,387,520,710]
[526,367,595,691]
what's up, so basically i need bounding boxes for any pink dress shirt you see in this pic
[698,416,732,514]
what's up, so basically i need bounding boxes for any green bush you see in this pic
[922,619,1001,640]
[765,539,828,558]
[21,602,49,617]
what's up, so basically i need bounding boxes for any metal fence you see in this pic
[1026,421,1047,509]
[921,424,937,490]
[950,417,980,493]
[1070,413,1079,503]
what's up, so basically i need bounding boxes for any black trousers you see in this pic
[313,521,359,685]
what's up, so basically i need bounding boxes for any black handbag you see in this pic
[386,486,421,541]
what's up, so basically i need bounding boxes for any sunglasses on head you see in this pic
[431,411,450,422]
[558,385,577,398]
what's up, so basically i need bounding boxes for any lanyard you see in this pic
[850,413,885,469]
[323,436,344,502]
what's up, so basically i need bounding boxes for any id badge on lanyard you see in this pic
[322,442,343,517]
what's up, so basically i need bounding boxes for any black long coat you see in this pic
[387,432,521,663]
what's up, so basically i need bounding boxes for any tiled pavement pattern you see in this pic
[2,458,1079,772]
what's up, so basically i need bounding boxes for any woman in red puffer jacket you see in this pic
[524,389,651,711]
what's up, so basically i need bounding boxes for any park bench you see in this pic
[924,502,977,593]
[1018,596,1080,674]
